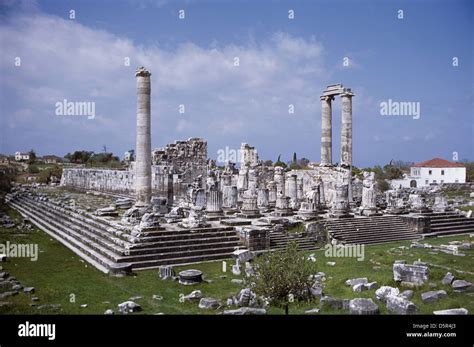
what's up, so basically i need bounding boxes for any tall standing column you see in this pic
[340,90,354,167]
[320,96,334,166]
[135,67,152,207]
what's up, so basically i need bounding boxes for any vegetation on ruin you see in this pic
[249,242,315,314]
[1,202,473,315]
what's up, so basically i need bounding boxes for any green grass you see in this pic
[1,204,473,315]
[458,206,474,213]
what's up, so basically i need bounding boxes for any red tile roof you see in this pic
[413,158,465,168]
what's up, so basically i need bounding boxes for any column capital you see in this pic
[320,95,335,101]
[340,88,354,98]
[135,66,151,77]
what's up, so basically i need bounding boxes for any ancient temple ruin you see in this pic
[8,77,474,275]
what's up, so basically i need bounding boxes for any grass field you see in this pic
[1,204,473,315]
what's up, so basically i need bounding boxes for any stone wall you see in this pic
[60,164,175,198]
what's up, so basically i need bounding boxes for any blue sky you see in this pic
[0,0,472,167]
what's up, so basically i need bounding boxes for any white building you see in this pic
[15,152,30,161]
[391,158,466,188]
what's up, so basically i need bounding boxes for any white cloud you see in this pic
[0,9,329,159]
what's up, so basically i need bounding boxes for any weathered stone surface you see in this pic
[139,213,161,229]
[96,206,118,216]
[231,279,243,285]
[178,269,203,285]
[23,287,35,294]
[223,307,266,315]
[236,288,258,307]
[375,286,400,302]
[309,285,323,298]
[320,296,348,310]
[345,277,368,287]
[198,297,220,309]
[305,308,320,314]
[104,309,114,315]
[182,290,202,302]
[421,290,447,304]
[441,272,454,285]
[349,298,379,315]
[365,282,379,290]
[0,290,18,300]
[393,263,429,285]
[352,283,367,293]
[158,266,176,280]
[399,290,414,300]
[386,295,417,315]
[433,308,468,315]
[118,301,142,314]
[451,280,473,292]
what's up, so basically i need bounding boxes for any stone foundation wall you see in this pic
[61,165,171,196]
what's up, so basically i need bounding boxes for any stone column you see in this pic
[340,91,354,167]
[297,178,304,201]
[206,189,223,214]
[287,174,298,208]
[257,188,269,208]
[135,67,152,207]
[274,167,285,196]
[267,181,277,205]
[320,95,334,166]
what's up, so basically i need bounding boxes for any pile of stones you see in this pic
[0,213,15,229]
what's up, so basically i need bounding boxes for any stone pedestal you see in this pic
[206,189,223,218]
[298,202,319,220]
[267,181,277,207]
[240,194,261,218]
[273,193,293,216]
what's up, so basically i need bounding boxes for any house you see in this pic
[391,158,466,188]
[15,152,30,161]
[123,150,135,162]
[43,155,62,164]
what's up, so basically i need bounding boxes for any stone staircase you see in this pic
[6,193,243,273]
[325,215,420,245]
[422,211,474,237]
[269,231,319,251]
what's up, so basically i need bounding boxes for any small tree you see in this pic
[250,242,314,315]
[27,165,39,174]
[27,149,36,164]
[274,154,287,168]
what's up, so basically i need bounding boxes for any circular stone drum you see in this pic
[178,269,203,285]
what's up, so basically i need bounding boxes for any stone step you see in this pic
[9,195,245,271]
[132,230,241,243]
[125,240,240,257]
[118,244,240,263]
[18,196,131,247]
[18,197,129,255]
[430,225,474,233]
[326,215,419,244]
[142,225,235,236]
[9,201,116,273]
[131,251,236,270]
[128,235,240,253]
[430,220,474,227]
